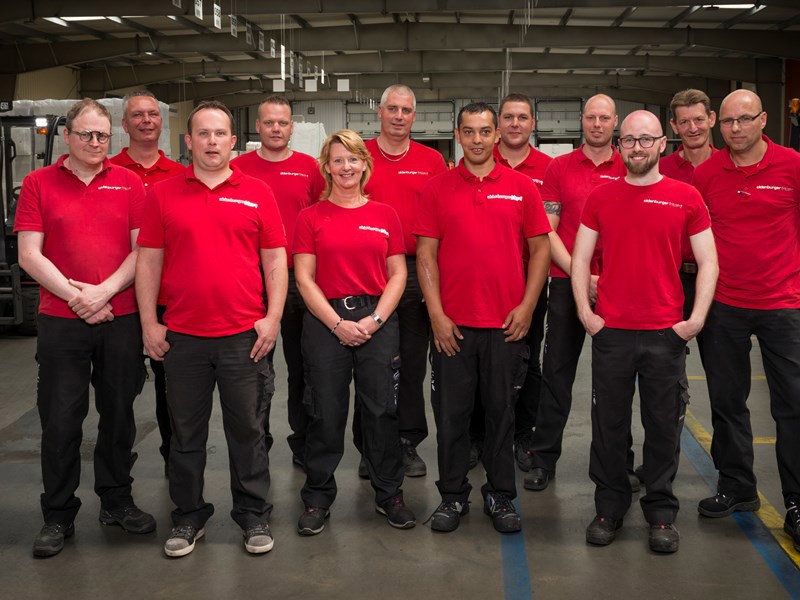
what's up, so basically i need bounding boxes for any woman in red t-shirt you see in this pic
[292,130,414,535]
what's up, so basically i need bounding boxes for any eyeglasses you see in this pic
[71,130,112,143]
[618,135,664,149]
[718,112,763,128]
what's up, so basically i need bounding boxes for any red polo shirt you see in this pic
[110,148,185,187]
[493,143,552,189]
[293,200,405,299]
[414,162,551,328]
[541,145,626,278]
[693,135,800,309]
[582,177,711,329]
[659,144,718,185]
[14,155,145,318]
[137,165,287,337]
[365,139,447,256]
[231,150,325,269]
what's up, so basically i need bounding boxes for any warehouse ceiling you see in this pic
[1,1,799,107]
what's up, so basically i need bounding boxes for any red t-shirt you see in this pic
[14,155,144,318]
[414,162,551,328]
[364,139,447,256]
[293,200,405,299]
[137,165,287,337]
[660,144,718,263]
[231,150,325,269]
[693,135,800,310]
[582,177,711,330]
[110,148,185,187]
[493,143,552,189]
[541,145,626,278]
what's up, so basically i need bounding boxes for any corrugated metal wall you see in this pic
[291,100,346,136]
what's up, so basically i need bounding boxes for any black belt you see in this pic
[680,262,698,274]
[330,294,380,311]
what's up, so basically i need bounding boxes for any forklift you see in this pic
[0,111,66,335]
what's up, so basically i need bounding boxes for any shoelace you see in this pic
[490,496,514,514]
[247,524,271,536]
[385,495,405,509]
[171,524,197,540]
[41,523,67,535]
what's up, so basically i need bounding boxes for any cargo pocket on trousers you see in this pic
[388,353,402,415]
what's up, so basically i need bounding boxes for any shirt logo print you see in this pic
[486,194,523,202]
[219,197,258,208]
[359,225,389,236]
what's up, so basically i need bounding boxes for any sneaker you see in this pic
[698,492,760,518]
[514,431,535,472]
[32,522,74,558]
[483,493,522,533]
[400,438,427,477]
[586,515,622,546]
[243,523,274,554]
[358,455,369,479]
[99,504,157,534]
[649,523,680,553]
[376,494,416,529]
[523,467,554,491]
[430,501,469,533]
[298,506,330,536]
[164,524,205,558]
[628,471,641,494]
[469,440,483,470]
[784,499,800,552]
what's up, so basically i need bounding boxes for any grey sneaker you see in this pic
[430,501,469,533]
[400,438,427,477]
[244,523,274,554]
[376,494,416,529]
[298,506,330,536]
[164,524,205,557]
[483,493,521,533]
[33,522,74,558]
[99,504,156,534]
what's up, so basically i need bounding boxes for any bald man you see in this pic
[573,110,717,553]
[692,90,800,552]
[523,94,627,492]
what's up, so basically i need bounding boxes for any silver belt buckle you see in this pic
[343,296,357,310]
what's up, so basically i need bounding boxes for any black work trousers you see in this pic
[431,327,528,503]
[150,304,170,463]
[37,314,146,526]
[164,329,273,530]
[703,301,800,504]
[301,301,404,509]
[590,327,686,524]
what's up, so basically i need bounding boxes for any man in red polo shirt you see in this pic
[358,84,447,478]
[232,95,325,469]
[16,98,156,557]
[524,94,627,492]
[415,102,550,534]
[111,90,185,475]
[137,101,288,557]
[573,110,717,553]
[692,89,800,552]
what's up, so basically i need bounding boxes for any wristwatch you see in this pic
[370,312,383,326]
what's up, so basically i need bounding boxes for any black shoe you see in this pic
[164,524,204,557]
[469,440,483,470]
[586,515,622,546]
[358,455,369,479]
[698,492,760,518]
[298,506,330,536]
[33,522,74,558]
[483,492,522,533]
[99,504,157,534]
[634,463,645,483]
[514,431,535,472]
[376,494,416,529]
[400,438,427,477]
[430,501,469,533]
[649,523,680,553]
[784,499,800,552]
[243,523,274,554]
[628,471,641,494]
[523,467,553,491]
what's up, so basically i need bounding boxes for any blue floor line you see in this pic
[502,498,534,599]
[681,428,800,599]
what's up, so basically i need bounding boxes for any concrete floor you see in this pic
[0,331,798,600]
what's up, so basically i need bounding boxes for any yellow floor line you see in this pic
[684,409,800,565]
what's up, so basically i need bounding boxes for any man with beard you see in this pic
[523,94,627,492]
[692,90,800,553]
[572,110,717,553]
